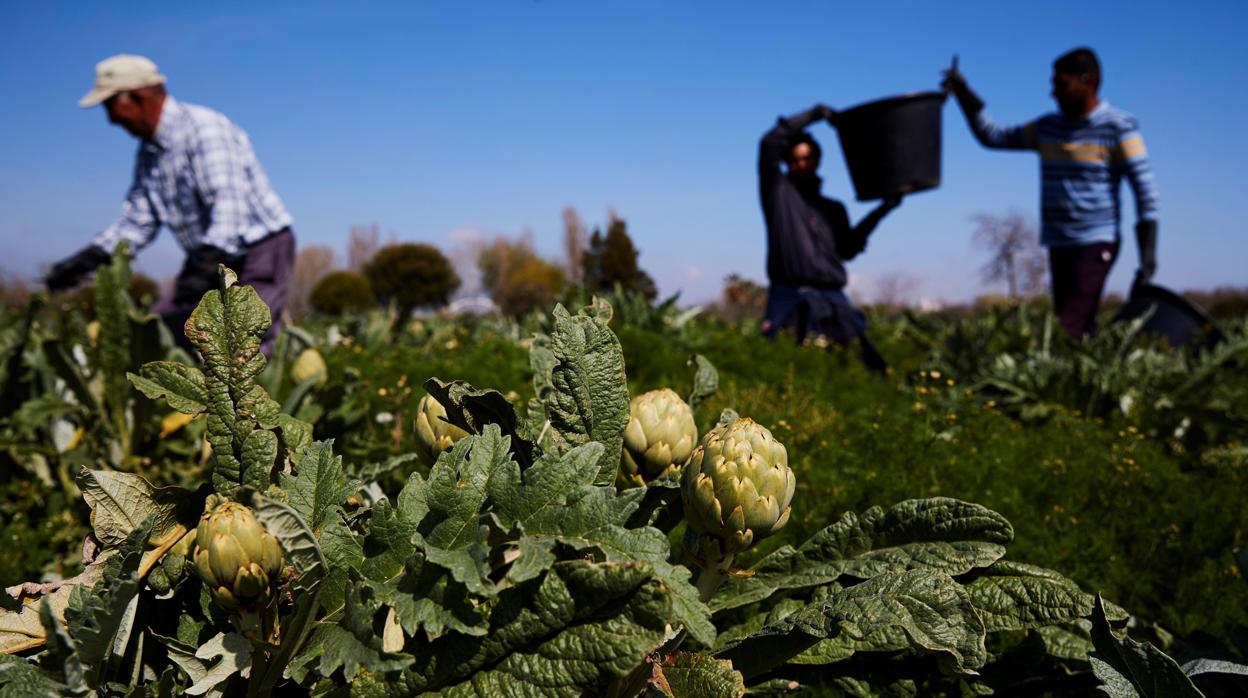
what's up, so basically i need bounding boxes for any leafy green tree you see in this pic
[363,243,460,319]
[581,217,657,300]
[308,271,375,315]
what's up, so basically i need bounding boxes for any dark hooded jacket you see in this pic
[758,112,867,289]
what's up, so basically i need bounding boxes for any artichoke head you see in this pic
[415,394,469,466]
[290,348,328,386]
[193,497,283,613]
[619,388,698,487]
[680,417,794,563]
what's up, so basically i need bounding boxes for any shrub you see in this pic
[309,271,375,315]
[363,243,459,318]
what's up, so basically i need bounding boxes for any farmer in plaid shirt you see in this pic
[46,54,297,354]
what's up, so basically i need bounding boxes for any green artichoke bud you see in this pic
[681,417,794,564]
[414,394,469,466]
[619,388,698,487]
[291,347,328,386]
[193,498,283,614]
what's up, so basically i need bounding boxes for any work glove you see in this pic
[1131,220,1158,294]
[881,195,903,210]
[46,245,111,292]
[174,245,246,306]
[816,103,839,126]
[940,65,985,115]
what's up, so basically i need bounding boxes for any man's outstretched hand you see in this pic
[46,245,110,293]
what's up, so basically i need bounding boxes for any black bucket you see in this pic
[1110,283,1225,349]
[834,91,946,201]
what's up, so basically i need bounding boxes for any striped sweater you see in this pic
[970,101,1159,248]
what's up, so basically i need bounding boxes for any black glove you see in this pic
[174,245,246,305]
[1132,220,1158,292]
[816,103,839,126]
[46,245,111,292]
[941,66,985,115]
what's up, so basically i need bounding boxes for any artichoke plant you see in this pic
[193,496,284,636]
[619,388,698,487]
[680,417,794,598]
[290,347,328,386]
[415,394,470,466]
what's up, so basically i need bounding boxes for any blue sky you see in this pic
[3,1,1245,305]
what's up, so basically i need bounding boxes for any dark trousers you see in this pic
[762,284,887,373]
[153,228,296,356]
[1049,240,1118,341]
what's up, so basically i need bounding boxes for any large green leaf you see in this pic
[713,498,1012,613]
[646,651,745,698]
[77,468,199,549]
[128,361,208,415]
[279,440,353,534]
[403,560,671,696]
[186,274,281,493]
[541,302,630,484]
[487,441,714,646]
[716,569,987,680]
[1088,595,1202,697]
[965,561,1123,633]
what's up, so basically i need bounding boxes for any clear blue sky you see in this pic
[3,1,1245,305]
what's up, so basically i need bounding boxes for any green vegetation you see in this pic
[2,250,1247,695]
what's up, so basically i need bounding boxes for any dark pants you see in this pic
[1049,240,1118,341]
[762,284,887,373]
[153,228,296,356]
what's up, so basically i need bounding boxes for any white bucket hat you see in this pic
[79,54,167,108]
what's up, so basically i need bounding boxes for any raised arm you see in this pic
[839,196,902,260]
[942,66,1036,151]
[759,104,832,186]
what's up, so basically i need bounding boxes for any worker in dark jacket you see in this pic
[759,104,900,371]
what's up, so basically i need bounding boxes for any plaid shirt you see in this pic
[92,96,292,256]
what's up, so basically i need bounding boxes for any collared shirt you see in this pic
[92,96,292,256]
[970,101,1159,248]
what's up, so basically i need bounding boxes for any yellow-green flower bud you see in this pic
[193,500,283,614]
[291,348,328,386]
[680,418,794,563]
[619,388,698,488]
[414,394,469,466]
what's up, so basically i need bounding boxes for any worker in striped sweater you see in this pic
[943,47,1160,340]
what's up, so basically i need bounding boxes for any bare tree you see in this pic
[972,211,1046,299]
[287,245,337,318]
[562,206,586,284]
[347,224,381,273]
[871,271,921,311]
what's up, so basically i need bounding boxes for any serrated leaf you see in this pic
[78,468,199,551]
[1089,595,1202,697]
[288,582,414,683]
[188,279,282,494]
[713,498,1012,613]
[541,303,630,484]
[402,560,671,696]
[647,651,744,698]
[65,517,153,672]
[965,561,1105,633]
[166,631,252,696]
[389,551,486,641]
[280,440,353,534]
[1037,620,1095,661]
[128,361,207,415]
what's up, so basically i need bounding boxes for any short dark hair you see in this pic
[789,133,822,162]
[1054,47,1100,88]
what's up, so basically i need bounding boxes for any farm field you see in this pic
[2,255,1247,696]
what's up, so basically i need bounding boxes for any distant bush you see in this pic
[310,271,375,315]
[364,243,459,319]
